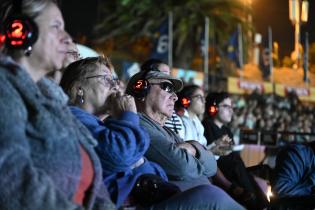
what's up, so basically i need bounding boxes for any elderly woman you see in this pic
[0,0,114,209]
[127,69,245,210]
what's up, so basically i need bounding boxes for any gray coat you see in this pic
[139,113,217,191]
[0,55,115,210]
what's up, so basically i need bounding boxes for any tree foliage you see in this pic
[93,0,252,68]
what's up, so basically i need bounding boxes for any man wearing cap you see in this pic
[127,69,245,210]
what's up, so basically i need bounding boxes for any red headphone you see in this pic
[5,17,38,50]
[132,78,150,98]
[2,0,39,54]
[208,102,218,117]
[0,25,5,48]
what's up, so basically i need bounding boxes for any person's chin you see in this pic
[165,110,173,118]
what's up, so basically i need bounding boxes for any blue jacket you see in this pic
[272,144,315,197]
[70,107,167,207]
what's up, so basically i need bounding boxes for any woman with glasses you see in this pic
[127,70,245,210]
[175,84,207,146]
[203,92,269,210]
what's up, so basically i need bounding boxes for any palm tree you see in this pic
[92,0,252,69]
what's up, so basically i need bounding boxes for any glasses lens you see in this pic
[160,82,174,93]
[220,104,233,110]
[103,75,117,87]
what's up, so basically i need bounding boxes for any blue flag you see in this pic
[150,18,169,62]
[226,30,240,67]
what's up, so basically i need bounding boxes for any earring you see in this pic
[24,46,33,56]
[76,87,84,104]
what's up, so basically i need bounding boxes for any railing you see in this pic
[240,129,315,146]
[239,129,315,167]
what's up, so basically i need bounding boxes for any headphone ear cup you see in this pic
[0,26,5,48]
[5,15,38,50]
[208,105,218,117]
[181,97,191,108]
[132,79,150,99]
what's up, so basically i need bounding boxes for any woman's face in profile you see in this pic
[189,88,205,116]
[31,3,69,73]
[85,64,115,112]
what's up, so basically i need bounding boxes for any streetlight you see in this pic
[289,0,309,69]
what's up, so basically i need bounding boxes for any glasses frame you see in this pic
[191,94,205,102]
[218,104,233,110]
[85,74,118,87]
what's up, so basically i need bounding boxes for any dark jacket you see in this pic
[0,55,115,210]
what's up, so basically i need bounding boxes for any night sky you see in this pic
[61,0,315,60]
[252,0,315,59]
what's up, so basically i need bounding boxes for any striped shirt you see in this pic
[164,111,183,135]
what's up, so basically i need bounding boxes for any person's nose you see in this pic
[171,92,178,101]
[61,31,72,45]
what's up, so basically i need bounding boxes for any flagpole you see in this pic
[168,11,173,69]
[204,17,209,92]
[237,24,244,80]
[268,26,273,84]
[304,32,309,85]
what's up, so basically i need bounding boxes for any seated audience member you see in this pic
[175,84,208,146]
[127,68,245,210]
[0,0,115,209]
[272,142,315,197]
[60,56,238,210]
[203,92,269,210]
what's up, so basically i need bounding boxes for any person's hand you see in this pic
[208,135,233,156]
[177,142,196,156]
[107,92,137,117]
[214,135,233,147]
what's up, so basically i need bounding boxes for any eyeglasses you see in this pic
[191,94,205,102]
[85,74,118,87]
[150,82,175,94]
[219,104,233,110]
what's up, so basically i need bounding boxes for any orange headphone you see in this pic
[132,77,150,99]
[131,65,160,99]
[180,97,191,108]
[208,102,218,117]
